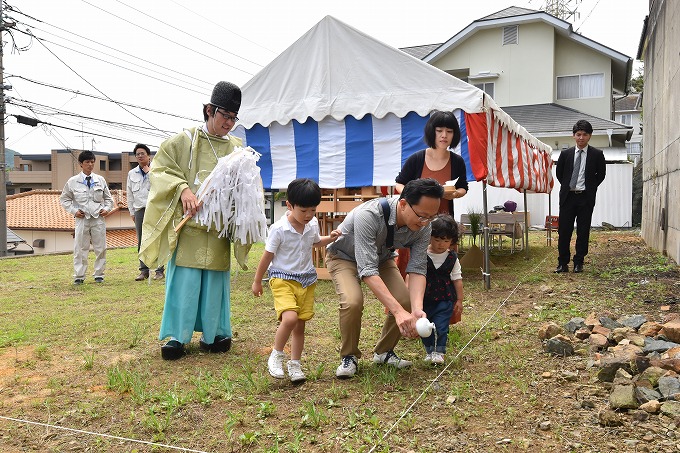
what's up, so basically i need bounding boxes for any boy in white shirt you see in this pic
[252,178,340,383]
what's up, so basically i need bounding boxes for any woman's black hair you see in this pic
[423,110,462,149]
[287,178,322,208]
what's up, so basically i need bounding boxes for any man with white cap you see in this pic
[139,81,246,360]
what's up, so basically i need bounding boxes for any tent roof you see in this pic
[239,16,485,129]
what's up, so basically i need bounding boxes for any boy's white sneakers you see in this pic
[268,350,285,379]
[287,360,306,384]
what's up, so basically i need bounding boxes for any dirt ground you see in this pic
[1,230,679,452]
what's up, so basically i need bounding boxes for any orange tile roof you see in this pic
[106,228,137,248]
[6,189,128,230]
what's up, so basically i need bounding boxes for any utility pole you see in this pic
[0,0,8,257]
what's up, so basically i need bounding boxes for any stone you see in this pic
[667,346,680,359]
[589,333,609,349]
[660,401,680,418]
[612,326,636,343]
[574,327,591,340]
[599,316,624,330]
[598,409,623,427]
[629,410,650,421]
[643,338,680,354]
[609,384,639,409]
[639,400,661,413]
[609,343,644,359]
[585,312,601,328]
[618,314,647,330]
[639,321,663,337]
[544,335,574,357]
[658,376,680,399]
[538,421,551,431]
[652,358,680,374]
[592,325,612,338]
[598,355,650,382]
[538,322,564,340]
[639,366,668,387]
[660,320,680,343]
[564,317,586,334]
[561,370,578,382]
[636,386,662,404]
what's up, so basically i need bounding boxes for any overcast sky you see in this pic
[3,0,648,155]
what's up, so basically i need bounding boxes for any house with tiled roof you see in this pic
[400,5,639,227]
[6,189,136,255]
[614,93,642,163]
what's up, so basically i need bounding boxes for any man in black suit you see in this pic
[554,120,606,274]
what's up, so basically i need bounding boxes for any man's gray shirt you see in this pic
[327,197,431,279]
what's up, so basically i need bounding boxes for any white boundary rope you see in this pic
[368,252,551,453]
[0,415,210,453]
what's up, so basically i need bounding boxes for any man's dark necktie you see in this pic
[86,176,92,188]
[569,150,582,190]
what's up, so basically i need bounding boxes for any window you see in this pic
[557,73,604,99]
[503,25,518,45]
[626,142,641,154]
[100,160,107,171]
[21,164,31,171]
[474,82,495,99]
[620,114,632,125]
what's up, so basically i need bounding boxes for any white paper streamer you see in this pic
[194,146,268,244]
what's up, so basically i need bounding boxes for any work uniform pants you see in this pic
[134,208,164,273]
[326,254,411,359]
[73,216,107,280]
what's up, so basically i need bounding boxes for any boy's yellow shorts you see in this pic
[269,278,316,321]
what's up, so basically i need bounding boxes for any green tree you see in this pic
[631,66,644,93]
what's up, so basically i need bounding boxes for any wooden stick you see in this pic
[174,201,203,233]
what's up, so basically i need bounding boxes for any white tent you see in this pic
[237,16,552,194]
[235,15,555,287]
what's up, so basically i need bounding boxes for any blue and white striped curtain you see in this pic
[243,110,472,190]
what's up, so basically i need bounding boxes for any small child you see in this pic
[252,178,340,383]
[421,214,464,364]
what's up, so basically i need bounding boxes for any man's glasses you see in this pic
[135,153,148,157]
[407,201,437,223]
[215,109,238,122]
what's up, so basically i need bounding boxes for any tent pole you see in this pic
[524,190,530,260]
[482,181,490,289]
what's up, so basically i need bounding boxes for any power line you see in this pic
[10,114,160,148]
[22,29,169,136]
[12,27,210,96]
[167,0,277,56]
[113,0,265,68]
[8,98,175,138]
[19,20,214,89]
[6,74,201,122]
[79,0,254,76]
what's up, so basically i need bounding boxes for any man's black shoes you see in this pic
[199,336,232,353]
[554,264,569,273]
[161,340,185,360]
[573,264,584,273]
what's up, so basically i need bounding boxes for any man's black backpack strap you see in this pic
[379,198,395,251]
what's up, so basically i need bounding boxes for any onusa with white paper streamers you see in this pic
[194,146,268,244]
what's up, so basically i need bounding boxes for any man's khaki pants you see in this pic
[326,254,411,359]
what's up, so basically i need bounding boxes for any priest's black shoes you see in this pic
[199,335,232,353]
[161,340,185,360]
[573,264,584,273]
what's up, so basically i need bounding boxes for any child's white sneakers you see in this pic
[268,350,285,378]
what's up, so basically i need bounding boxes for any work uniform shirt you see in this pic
[126,166,150,215]
[60,172,114,218]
